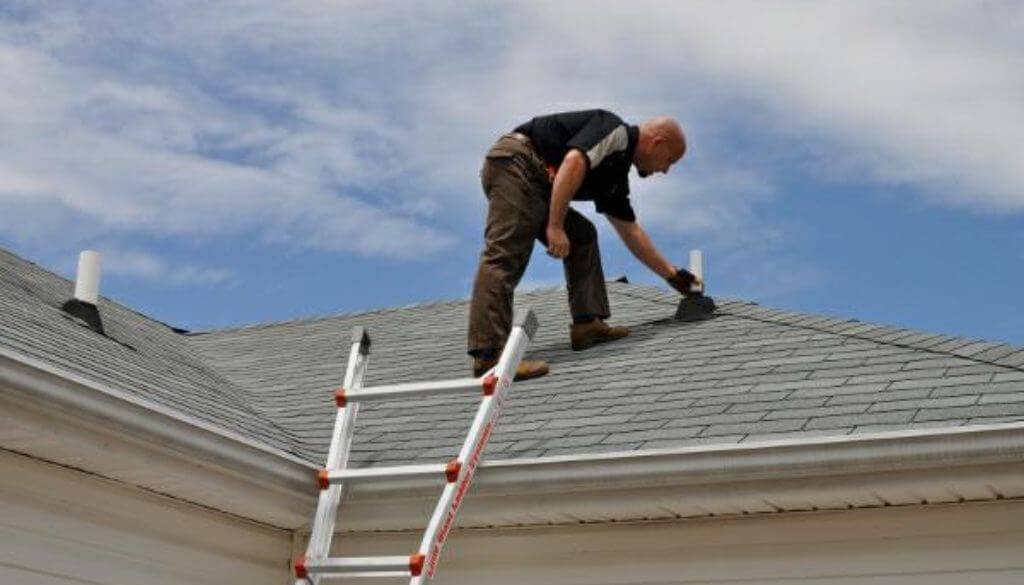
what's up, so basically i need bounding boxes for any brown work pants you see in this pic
[468,135,611,354]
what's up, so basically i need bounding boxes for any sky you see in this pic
[1,1,1022,345]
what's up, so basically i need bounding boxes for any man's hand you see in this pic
[547,150,586,260]
[666,267,704,295]
[546,225,570,259]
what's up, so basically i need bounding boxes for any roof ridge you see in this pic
[720,303,1024,373]
[188,296,468,335]
[606,282,1024,372]
[188,285,569,336]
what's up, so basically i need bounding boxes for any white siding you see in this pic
[324,499,1024,584]
[0,449,292,585]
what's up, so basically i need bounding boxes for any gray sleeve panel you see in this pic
[585,125,629,169]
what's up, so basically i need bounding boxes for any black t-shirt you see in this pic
[514,109,639,222]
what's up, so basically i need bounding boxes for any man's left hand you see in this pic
[666,267,704,295]
[546,225,570,259]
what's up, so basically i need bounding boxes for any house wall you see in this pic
[327,498,1024,585]
[0,449,293,585]
[5,443,1022,585]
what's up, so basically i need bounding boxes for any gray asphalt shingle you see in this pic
[4,246,1024,469]
[187,283,1024,466]
[0,248,299,452]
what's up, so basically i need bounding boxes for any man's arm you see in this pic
[607,215,677,278]
[609,216,705,293]
[546,149,588,259]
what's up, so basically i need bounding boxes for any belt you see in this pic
[504,132,557,181]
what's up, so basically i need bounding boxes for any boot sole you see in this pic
[514,368,549,381]
[571,334,628,351]
[473,367,550,380]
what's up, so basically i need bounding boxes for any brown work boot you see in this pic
[570,319,629,351]
[473,356,550,381]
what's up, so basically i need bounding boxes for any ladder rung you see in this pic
[335,375,496,406]
[296,554,425,579]
[325,462,452,485]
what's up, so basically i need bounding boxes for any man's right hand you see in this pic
[666,267,703,295]
[546,225,570,259]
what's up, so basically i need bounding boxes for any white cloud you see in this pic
[534,2,1024,212]
[1,0,1021,272]
[0,11,457,258]
[97,248,232,286]
[629,165,774,238]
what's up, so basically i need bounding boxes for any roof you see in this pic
[0,247,300,453]
[4,246,1024,469]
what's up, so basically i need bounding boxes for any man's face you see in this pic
[637,138,683,178]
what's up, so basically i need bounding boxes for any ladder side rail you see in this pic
[297,327,371,585]
[411,310,537,584]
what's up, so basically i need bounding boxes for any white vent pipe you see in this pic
[74,251,102,305]
[689,249,703,292]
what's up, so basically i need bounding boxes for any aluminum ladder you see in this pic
[293,309,540,584]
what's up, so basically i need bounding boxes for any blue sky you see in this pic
[1,1,1022,344]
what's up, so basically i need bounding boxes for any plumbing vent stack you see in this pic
[61,250,105,333]
[74,250,102,304]
[675,248,716,322]
[689,249,703,293]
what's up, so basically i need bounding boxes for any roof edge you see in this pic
[0,347,316,524]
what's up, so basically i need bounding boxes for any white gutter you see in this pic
[0,347,315,499]
[335,423,1024,531]
[476,421,1024,491]
[336,421,1024,497]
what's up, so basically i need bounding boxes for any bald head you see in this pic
[641,117,686,151]
[635,116,686,177]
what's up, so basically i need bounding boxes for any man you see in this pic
[468,109,703,380]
